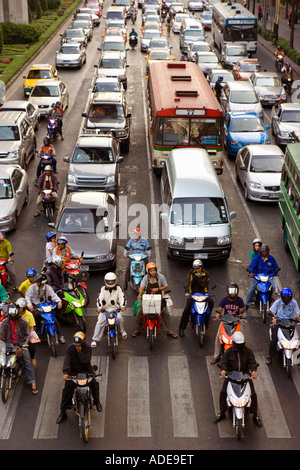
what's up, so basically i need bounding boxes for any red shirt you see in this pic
[9,319,18,344]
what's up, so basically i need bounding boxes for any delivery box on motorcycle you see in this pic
[142,294,161,314]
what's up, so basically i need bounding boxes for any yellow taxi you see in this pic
[145,49,174,75]
[23,63,59,96]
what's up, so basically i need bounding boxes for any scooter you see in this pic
[189,291,212,347]
[129,35,138,49]
[58,277,87,332]
[37,153,55,176]
[36,300,59,357]
[142,293,163,350]
[218,313,242,354]
[275,54,284,72]
[253,272,274,323]
[128,253,148,293]
[69,365,102,443]
[47,117,59,141]
[64,257,89,306]
[0,339,24,403]
[224,371,252,440]
[275,318,300,378]
[105,310,119,359]
[42,189,56,223]
[283,74,293,95]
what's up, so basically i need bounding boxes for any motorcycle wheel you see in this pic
[236,417,243,440]
[74,313,86,333]
[261,301,268,324]
[286,357,292,378]
[80,404,89,443]
[1,375,10,403]
[199,322,205,347]
[47,332,57,357]
[149,328,154,350]
[110,335,116,360]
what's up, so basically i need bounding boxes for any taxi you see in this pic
[145,48,174,75]
[23,64,59,97]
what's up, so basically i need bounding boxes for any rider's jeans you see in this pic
[92,311,125,342]
[6,343,36,384]
[246,278,278,306]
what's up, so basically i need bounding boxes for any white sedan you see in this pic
[28,79,69,117]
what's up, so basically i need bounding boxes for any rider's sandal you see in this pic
[32,386,39,395]
[131,330,140,338]
[167,331,178,339]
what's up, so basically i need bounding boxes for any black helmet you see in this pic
[227,282,239,298]
[7,303,20,320]
[43,137,50,145]
[33,273,46,284]
[73,331,85,346]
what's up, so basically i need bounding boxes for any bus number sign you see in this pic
[175,109,206,116]
[228,19,256,25]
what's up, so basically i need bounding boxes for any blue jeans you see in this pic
[246,277,278,305]
[6,344,36,385]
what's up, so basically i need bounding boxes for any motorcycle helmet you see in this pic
[277,45,281,50]
[132,227,141,239]
[33,273,46,284]
[52,255,64,268]
[281,287,292,304]
[43,137,50,145]
[252,238,262,246]
[46,231,56,241]
[7,303,20,320]
[26,268,37,278]
[104,272,117,288]
[57,236,68,245]
[193,259,203,269]
[146,262,157,273]
[15,298,27,309]
[232,331,245,349]
[218,76,223,82]
[286,62,290,67]
[44,165,53,172]
[260,244,269,254]
[73,331,85,346]
[227,282,239,298]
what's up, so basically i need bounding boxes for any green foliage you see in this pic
[0,22,43,44]
[47,0,61,8]
[258,25,300,65]
[0,26,3,53]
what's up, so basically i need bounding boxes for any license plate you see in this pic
[194,253,208,259]
[80,264,89,271]
[269,194,278,199]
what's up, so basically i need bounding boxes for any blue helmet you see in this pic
[281,288,292,304]
[26,268,37,278]
[46,231,56,241]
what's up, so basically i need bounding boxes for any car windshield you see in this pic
[88,103,124,120]
[230,117,264,132]
[185,30,204,37]
[255,77,281,87]
[230,90,258,104]
[192,44,210,51]
[115,0,130,4]
[92,81,121,92]
[144,31,160,39]
[150,51,170,60]
[250,155,283,173]
[106,12,124,20]
[171,197,228,225]
[103,41,125,51]
[57,208,112,233]
[197,55,218,63]
[280,110,300,122]
[227,47,246,56]
[0,179,13,199]
[100,58,123,68]
[149,39,168,47]
[66,30,84,37]
[211,72,233,82]
[0,126,20,141]
[61,46,80,54]
[144,23,159,30]
[27,69,52,79]
[239,63,258,72]
[202,12,212,19]
[73,21,89,28]
[31,85,59,97]
[72,146,114,163]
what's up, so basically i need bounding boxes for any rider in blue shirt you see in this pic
[123,228,151,289]
[245,244,279,307]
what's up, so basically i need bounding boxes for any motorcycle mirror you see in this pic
[48,296,52,301]
[48,222,55,228]
[93,365,98,371]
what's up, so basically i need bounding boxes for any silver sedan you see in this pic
[0,165,28,232]
[56,43,87,69]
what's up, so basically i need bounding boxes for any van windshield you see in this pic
[171,197,228,225]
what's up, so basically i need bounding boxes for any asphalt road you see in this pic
[1,0,300,454]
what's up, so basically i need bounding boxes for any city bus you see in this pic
[212,2,257,54]
[278,143,300,271]
[146,61,224,175]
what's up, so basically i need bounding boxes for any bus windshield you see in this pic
[154,117,222,146]
[224,24,257,42]
[171,197,228,225]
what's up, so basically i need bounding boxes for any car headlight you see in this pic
[279,130,290,137]
[0,216,11,222]
[217,235,231,245]
[68,175,76,183]
[262,138,271,144]
[117,130,128,137]
[8,151,18,159]
[107,175,115,184]
[249,181,263,189]
[230,140,242,147]
[168,236,184,246]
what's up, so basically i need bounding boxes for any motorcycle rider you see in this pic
[36,136,57,178]
[18,268,37,298]
[131,262,177,338]
[0,231,18,292]
[45,231,57,265]
[129,27,138,46]
[275,45,284,58]
[0,303,39,395]
[52,236,85,268]
[16,297,38,368]
[211,283,245,364]
[34,165,59,217]
[281,62,293,86]
[48,102,63,140]
[213,331,262,427]
[123,228,151,290]
[91,272,127,347]
[245,244,279,308]
[214,76,223,102]
[0,282,10,303]
[179,259,213,337]
[25,272,65,344]
[249,237,262,261]
[56,331,102,424]
[45,255,65,293]
[266,288,300,365]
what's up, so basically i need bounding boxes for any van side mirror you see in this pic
[229,211,237,220]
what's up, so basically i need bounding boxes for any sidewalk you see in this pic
[255,2,300,78]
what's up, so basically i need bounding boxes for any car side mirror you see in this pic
[63,156,70,162]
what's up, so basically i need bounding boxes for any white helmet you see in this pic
[15,298,27,309]
[232,331,245,345]
[104,272,117,288]
[193,259,203,269]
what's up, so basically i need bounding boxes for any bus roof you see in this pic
[213,2,257,19]
[148,61,223,117]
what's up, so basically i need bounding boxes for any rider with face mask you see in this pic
[266,288,300,365]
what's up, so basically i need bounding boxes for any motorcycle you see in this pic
[275,318,300,378]
[37,153,55,176]
[36,300,59,357]
[253,272,277,323]
[105,310,120,359]
[131,10,137,23]
[218,313,242,354]
[69,365,102,443]
[0,302,8,322]
[161,8,167,22]
[275,54,284,72]
[47,117,59,141]
[0,252,14,288]
[223,371,253,440]
[142,293,162,350]
[128,253,148,292]
[42,189,56,222]
[0,340,24,403]
[64,257,89,306]
[283,73,293,95]
[189,291,213,347]
[129,35,138,49]
[58,277,87,333]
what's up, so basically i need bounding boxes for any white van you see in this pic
[180,18,205,53]
[160,148,236,261]
[104,7,126,26]
[220,81,264,122]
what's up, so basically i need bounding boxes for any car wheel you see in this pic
[24,187,29,206]
[12,213,18,231]
[244,185,249,201]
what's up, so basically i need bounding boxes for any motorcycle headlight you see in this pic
[73,301,83,308]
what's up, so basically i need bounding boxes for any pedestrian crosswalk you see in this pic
[0,353,297,441]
